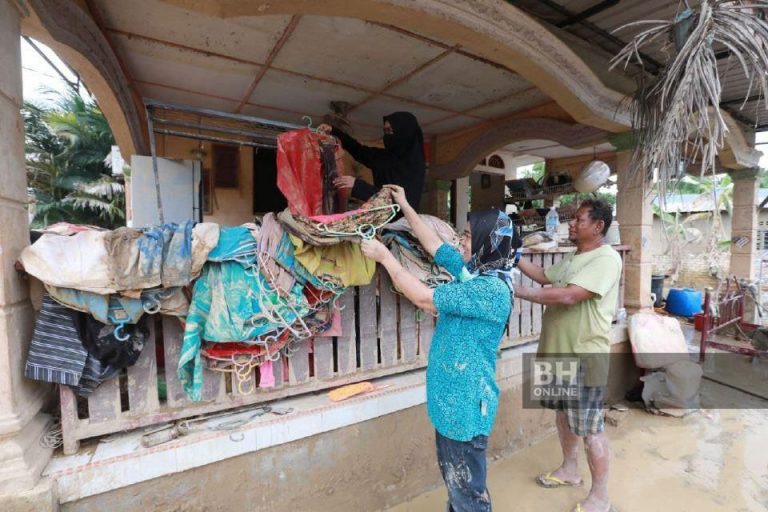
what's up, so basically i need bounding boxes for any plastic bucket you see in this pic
[666,288,703,317]
[693,312,706,331]
[651,275,665,307]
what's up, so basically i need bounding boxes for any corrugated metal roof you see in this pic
[510,0,768,129]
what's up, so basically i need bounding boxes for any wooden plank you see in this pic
[358,275,379,370]
[272,355,285,389]
[162,316,189,407]
[400,296,418,363]
[87,376,121,423]
[379,273,398,366]
[127,320,160,414]
[202,368,225,402]
[71,359,429,441]
[418,310,434,359]
[59,386,81,455]
[288,339,310,385]
[336,289,357,374]
[520,255,533,337]
[313,336,334,380]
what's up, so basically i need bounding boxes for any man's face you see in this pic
[568,207,603,244]
[460,225,472,263]
[383,120,393,135]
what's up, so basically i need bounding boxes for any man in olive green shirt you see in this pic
[516,199,621,512]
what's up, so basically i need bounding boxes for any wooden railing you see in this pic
[59,246,629,454]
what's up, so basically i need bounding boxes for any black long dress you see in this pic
[331,112,426,211]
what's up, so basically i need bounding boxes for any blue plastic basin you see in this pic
[665,288,703,317]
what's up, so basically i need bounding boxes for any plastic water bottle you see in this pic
[545,206,559,243]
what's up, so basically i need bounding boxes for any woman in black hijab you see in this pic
[318,112,426,210]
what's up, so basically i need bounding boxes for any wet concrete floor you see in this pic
[388,378,768,512]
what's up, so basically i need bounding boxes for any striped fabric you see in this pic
[24,295,88,386]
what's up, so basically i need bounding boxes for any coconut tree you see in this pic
[23,92,125,228]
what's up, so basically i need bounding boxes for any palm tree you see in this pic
[24,92,125,228]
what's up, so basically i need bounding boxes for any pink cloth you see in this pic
[259,360,275,388]
[317,307,343,336]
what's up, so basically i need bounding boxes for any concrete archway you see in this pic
[24,0,147,156]
[430,117,609,180]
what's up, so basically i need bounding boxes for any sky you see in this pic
[18,37,768,170]
[21,37,91,105]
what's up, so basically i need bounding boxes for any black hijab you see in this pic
[467,209,521,271]
[331,112,426,210]
[382,112,425,209]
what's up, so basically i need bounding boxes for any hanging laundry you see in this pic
[20,230,116,294]
[379,214,459,291]
[25,295,89,387]
[24,295,148,395]
[178,260,310,401]
[206,225,258,265]
[278,188,398,246]
[73,315,149,396]
[380,231,453,290]
[34,222,106,236]
[289,235,375,287]
[276,128,348,217]
[44,285,188,325]
[320,140,348,213]
[191,223,220,277]
[105,221,194,290]
[21,221,214,294]
[258,213,297,296]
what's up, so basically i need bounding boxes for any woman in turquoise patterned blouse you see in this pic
[361,185,519,512]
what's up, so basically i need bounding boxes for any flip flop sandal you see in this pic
[572,503,617,512]
[535,472,583,488]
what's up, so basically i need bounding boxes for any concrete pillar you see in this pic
[615,151,653,311]
[0,1,56,508]
[729,168,760,280]
[454,176,469,232]
[421,177,451,221]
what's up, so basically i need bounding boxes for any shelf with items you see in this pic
[512,204,577,232]
[504,182,575,204]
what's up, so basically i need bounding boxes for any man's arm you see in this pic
[515,284,593,306]
[517,257,551,285]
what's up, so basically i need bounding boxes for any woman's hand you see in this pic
[383,184,408,209]
[360,238,390,263]
[334,175,356,189]
[317,123,333,135]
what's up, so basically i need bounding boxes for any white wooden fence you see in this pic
[59,247,628,454]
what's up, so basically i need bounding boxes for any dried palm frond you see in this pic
[610,1,768,198]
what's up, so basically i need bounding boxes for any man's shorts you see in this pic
[541,384,605,437]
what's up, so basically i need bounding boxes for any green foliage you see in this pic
[24,92,124,229]
[559,191,617,207]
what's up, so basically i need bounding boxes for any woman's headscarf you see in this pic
[383,112,424,158]
[466,209,521,291]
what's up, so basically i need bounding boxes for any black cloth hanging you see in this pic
[331,112,426,211]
